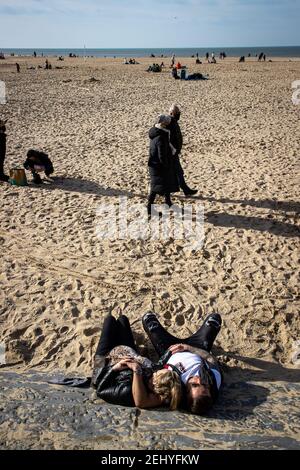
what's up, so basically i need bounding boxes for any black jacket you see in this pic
[167,117,183,155]
[24,150,54,176]
[148,127,179,194]
[92,356,154,407]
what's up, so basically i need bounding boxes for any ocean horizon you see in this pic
[1,46,300,58]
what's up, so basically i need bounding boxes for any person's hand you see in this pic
[168,343,191,354]
[112,359,130,371]
[112,357,142,374]
[121,357,142,374]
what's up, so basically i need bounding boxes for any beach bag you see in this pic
[9,168,28,186]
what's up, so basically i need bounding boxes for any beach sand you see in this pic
[0,55,299,449]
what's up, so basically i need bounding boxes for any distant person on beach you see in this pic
[91,314,182,409]
[23,149,54,184]
[171,67,179,79]
[206,52,209,61]
[170,54,175,68]
[142,312,223,415]
[147,114,179,217]
[33,51,37,58]
[167,104,197,197]
[239,56,245,63]
[258,52,264,61]
[16,63,20,73]
[0,120,9,182]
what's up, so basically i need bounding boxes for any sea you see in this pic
[1,46,300,58]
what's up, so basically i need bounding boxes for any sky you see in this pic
[0,0,299,48]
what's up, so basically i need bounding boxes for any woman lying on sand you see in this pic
[91,314,181,410]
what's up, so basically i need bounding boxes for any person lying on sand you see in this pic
[142,312,223,415]
[91,314,181,410]
[23,149,54,184]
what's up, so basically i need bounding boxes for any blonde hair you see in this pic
[152,369,182,410]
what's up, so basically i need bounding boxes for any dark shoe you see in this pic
[147,208,163,220]
[0,174,9,182]
[205,313,222,330]
[200,313,222,352]
[184,188,198,196]
[142,312,166,357]
[33,173,42,184]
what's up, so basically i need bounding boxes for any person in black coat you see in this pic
[91,314,182,410]
[148,114,179,217]
[0,120,9,182]
[168,104,197,197]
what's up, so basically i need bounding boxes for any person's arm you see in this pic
[122,358,163,409]
[168,344,220,370]
[157,136,168,167]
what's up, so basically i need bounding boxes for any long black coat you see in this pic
[167,116,183,155]
[148,127,179,194]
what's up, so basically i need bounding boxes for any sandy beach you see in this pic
[0,54,299,449]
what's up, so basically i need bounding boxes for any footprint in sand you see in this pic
[175,314,185,327]
[163,311,171,320]
[83,327,100,337]
[60,326,69,334]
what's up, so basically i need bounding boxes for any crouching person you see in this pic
[24,149,54,184]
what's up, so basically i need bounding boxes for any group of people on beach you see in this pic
[52,311,223,415]
[1,105,196,214]
[90,311,223,414]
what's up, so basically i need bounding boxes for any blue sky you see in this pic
[0,0,299,48]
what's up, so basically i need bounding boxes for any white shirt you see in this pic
[167,351,222,389]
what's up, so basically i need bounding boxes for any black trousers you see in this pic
[0,155,5,176]
[147,191,172,215]
[95,315,137,357]
[142,313,222,357]
[174,155,189,191]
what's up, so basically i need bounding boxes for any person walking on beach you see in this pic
[142,312,223,415]
[147,114,179,217]
[167,104,197,197]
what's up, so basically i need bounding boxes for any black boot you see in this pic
[33,173,42,184]
[199,313,222,352]
[183,188,198,196]
[142,312,167,357]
